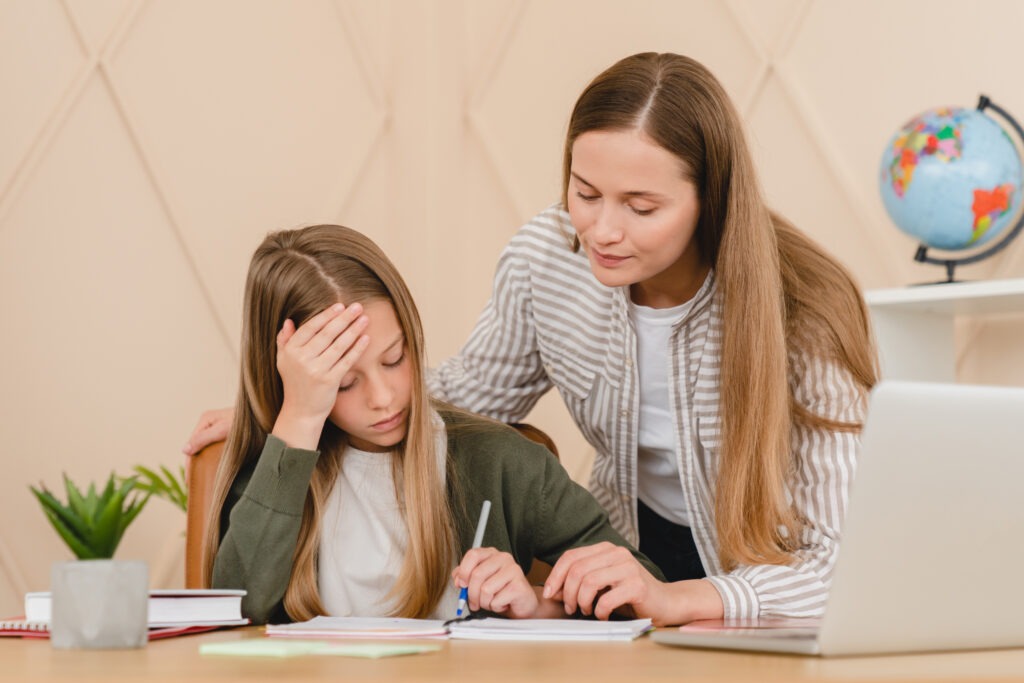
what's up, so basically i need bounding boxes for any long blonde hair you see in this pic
[202,224,457,619]
[563,53,878,570]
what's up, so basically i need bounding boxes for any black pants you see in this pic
[638,499,706,582]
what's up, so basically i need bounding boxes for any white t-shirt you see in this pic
[629,297,695,527]
[317,445,459,618]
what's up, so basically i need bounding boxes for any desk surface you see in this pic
[3,626,1024,683]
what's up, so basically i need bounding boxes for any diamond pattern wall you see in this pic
[2,0,1023,617]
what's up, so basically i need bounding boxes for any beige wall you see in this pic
[3,0,1024,617]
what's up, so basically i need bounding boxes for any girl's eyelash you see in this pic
[631,206,654,216]
[338,383,354,393]
[384,351,406,368]
[576,191,599,201]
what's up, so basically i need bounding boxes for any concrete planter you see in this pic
[50,559,148,649]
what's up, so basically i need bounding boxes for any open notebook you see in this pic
[267,615,652,641]
[653,381,1024,656]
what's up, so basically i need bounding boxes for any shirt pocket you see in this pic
[540,348,596,402]
[696,414,722,454]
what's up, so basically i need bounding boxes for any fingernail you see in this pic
[332,303,345,312]
[181,443,191,454]
[542,585,551,599]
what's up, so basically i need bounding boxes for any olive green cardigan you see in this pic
[212,410,663,624]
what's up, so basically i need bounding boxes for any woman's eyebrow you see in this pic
[571,171,666,199]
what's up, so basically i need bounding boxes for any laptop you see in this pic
[652,380,1024,656]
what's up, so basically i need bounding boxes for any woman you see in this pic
[187,52,876,625]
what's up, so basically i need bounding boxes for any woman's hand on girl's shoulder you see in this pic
[183,407,234,455]
[542,542,724,626]
[451,548,544,619]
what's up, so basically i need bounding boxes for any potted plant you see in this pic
[30,473,151,649]
[122,464,187,514]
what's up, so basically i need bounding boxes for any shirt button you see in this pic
[625,358,633,368]
[620,409,630,417]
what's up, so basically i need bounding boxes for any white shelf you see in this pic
[865,278,1024,382]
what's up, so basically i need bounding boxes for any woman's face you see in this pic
[567,129,703,307]
[328,299,413,452]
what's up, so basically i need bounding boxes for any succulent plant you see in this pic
[121,464,187,513]
[30,473,150,560]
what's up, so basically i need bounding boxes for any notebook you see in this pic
[652,380,1024,656]
[446,617,652,641]
[266,615,652,641]
[266,616,449,639]
[0,619,239,640]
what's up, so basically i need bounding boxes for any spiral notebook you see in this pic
[0,619,235,640]
[267,615,652,641]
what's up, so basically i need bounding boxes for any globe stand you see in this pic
[913,95,1024,283]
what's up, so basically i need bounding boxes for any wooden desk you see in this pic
[2,626,1024,682]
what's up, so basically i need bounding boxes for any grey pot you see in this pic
[50,559,148,649]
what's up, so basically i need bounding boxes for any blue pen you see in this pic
[456,499,492,618]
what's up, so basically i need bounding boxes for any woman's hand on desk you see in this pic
[542,542,725,626]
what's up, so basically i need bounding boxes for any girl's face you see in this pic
[328,299,413,452]
[567,129,704,307]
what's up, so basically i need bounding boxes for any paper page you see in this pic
[447,617,653,641]
[266,616,448,638]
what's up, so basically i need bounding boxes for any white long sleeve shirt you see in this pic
[429,204,866,619]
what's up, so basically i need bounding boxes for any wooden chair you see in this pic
[185,423,559,589]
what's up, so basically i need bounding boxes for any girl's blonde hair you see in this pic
[563,52,878,570]
[202,224,457,619]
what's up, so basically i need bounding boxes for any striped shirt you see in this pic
[429,205,866,618]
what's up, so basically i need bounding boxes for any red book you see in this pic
[0,618,246,640]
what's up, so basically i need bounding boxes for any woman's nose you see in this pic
[590,204,623,245]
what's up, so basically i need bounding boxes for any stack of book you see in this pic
[1,589,248,640]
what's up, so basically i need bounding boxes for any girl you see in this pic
[204,224,659,625]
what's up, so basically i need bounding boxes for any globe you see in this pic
[879,104,1023,254]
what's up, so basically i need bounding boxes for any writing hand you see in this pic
[451,548,539,619]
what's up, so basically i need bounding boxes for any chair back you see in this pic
[185,440,225,588]
[184,424,559,588]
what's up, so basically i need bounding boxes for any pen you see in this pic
[456,499,492,618]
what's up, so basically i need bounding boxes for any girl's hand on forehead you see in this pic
[274,302,370,429]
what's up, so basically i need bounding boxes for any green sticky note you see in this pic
[315,643,442,659]
[200,639,330,658]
